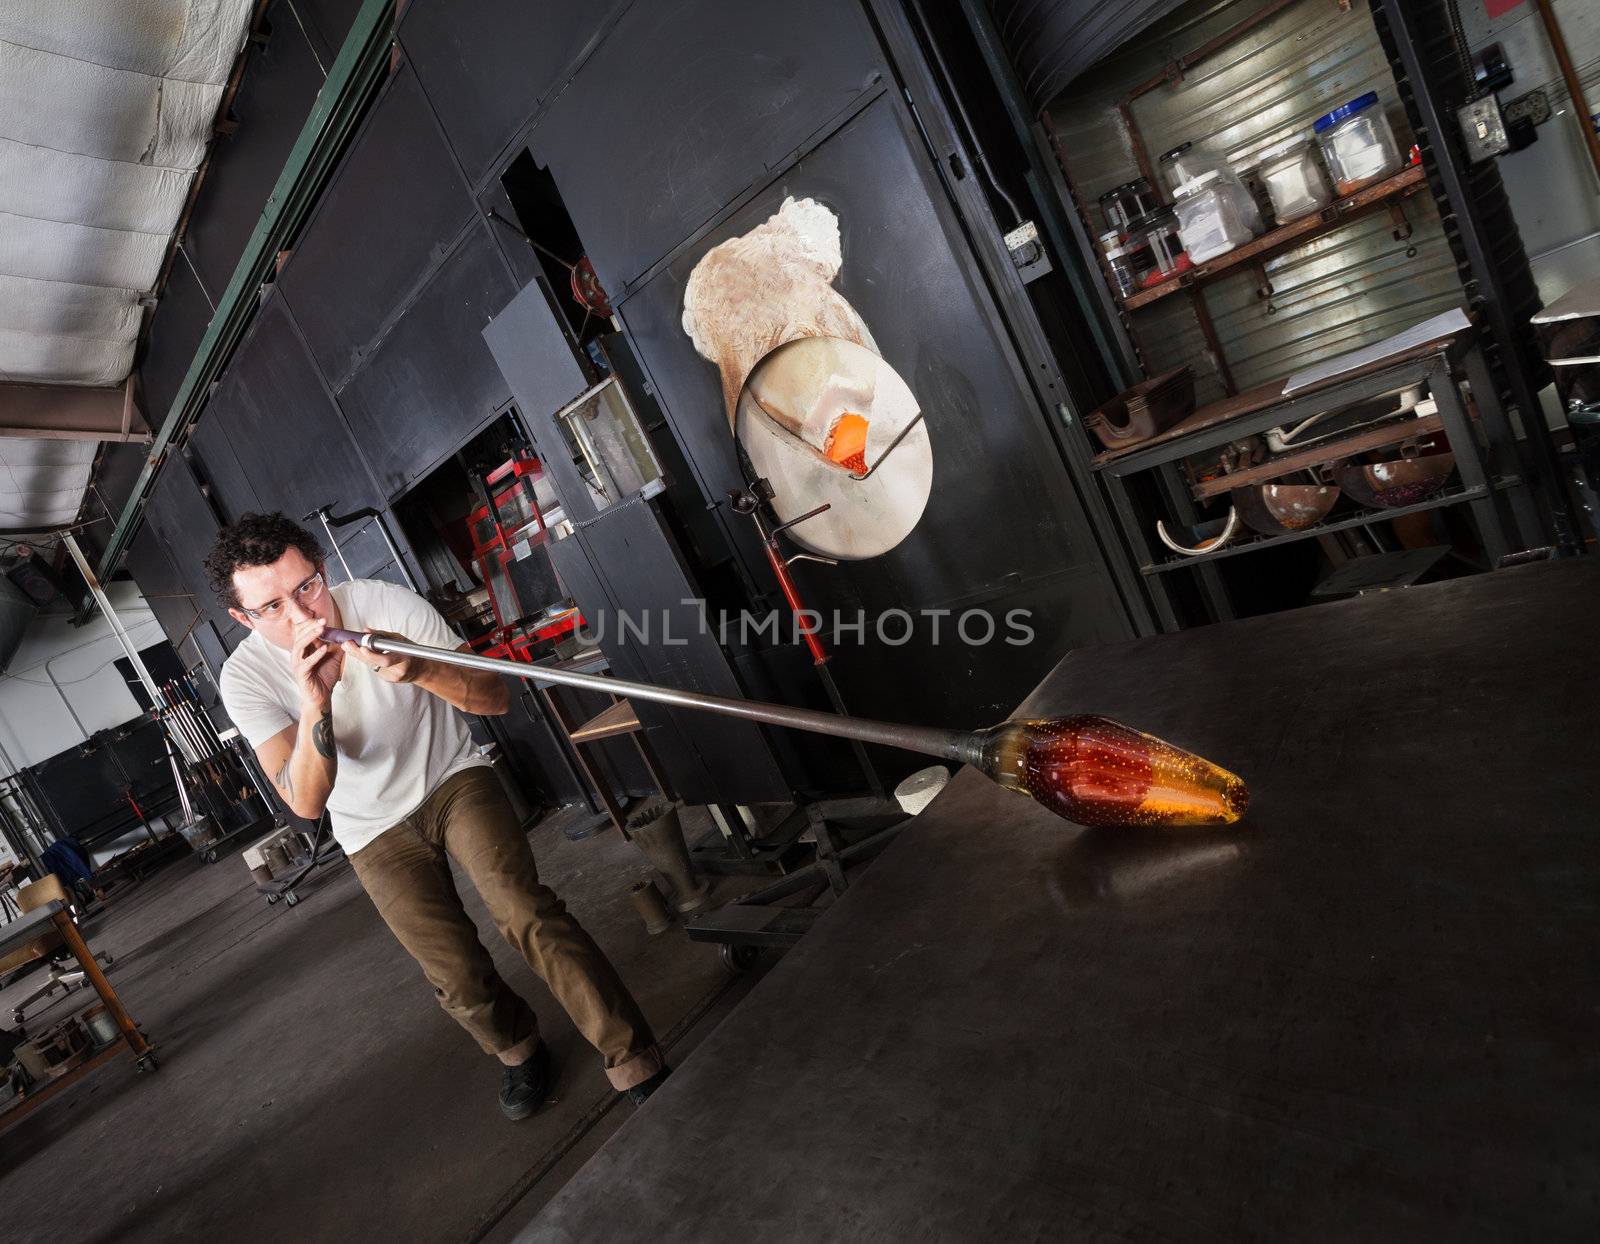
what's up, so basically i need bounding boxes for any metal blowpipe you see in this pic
[322,628,1248,828]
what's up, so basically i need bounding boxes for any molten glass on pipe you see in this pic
[322,628,1246,829]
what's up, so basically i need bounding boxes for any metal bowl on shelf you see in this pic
[1229,482,1340,535]
[1335,443,1456,508]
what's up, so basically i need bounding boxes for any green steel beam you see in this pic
[99,0,396,578]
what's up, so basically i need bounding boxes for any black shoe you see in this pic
[499,1042,552,1121]
[624,1063,671,1107]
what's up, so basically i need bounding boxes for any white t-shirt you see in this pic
[219,578,488,854]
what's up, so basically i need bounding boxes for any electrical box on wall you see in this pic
[1004,220,1053,283]
[1459,96,1511,162]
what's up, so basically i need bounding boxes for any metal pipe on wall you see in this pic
[41,655,93,743]
[309,506,355,582]
[1533,0,1600,189]
[63,534,165,708]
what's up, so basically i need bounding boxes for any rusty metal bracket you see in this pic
[1389,201,1417,256]
[1251,262,1277,315]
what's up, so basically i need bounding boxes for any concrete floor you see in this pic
[0,808,764,1242]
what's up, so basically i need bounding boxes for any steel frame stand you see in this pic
[684,800,909,957]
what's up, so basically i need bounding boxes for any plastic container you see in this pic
[1098,178,1159,233]
[1172,171,1257,264]
[1158,142,1210,193]
[1314,92,1402,195]
[1105,238,1153,297]
[1127,207,1188,282]
[1256,135,1332,221]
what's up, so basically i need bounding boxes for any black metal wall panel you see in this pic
[83,442,154,567]
[186,0,329,295]
[336,225,519,500]
[480,278,589,436]
[125,523,203,655]
[144,457,246,652]
[490,692,589,808]
[188,401,265,524]
[279,64,476,390]
[619,94,1131,728]
[295,0,365,66]
[327,515,403,581]
[544,526,728,804]
[138,252,213,422]
[529,0,887,292]
[192,617,240,676]
[576,506,791,804]
[208,297,381,521]
[399,0,623,187]
[27,717,175,844]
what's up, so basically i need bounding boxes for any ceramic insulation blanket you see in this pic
[0,0,251,386]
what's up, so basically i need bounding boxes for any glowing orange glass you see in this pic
[975,714,1248,828]
[824,412,869,473]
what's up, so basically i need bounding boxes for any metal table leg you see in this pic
[1431,360,1512,565]
[1460,343,1544,547]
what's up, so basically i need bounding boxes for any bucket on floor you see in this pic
[81,1003,121,1047]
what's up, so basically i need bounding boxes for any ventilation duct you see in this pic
[987,0,1189,111]
[0,573,36,674]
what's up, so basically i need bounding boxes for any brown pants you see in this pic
[349,766,660,1090]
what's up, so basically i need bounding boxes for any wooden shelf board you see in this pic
[570,698,641,743]
[1190,413,1446,500]
[1122,165,1429,311]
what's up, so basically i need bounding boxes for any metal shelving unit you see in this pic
[1140,480,1521,574]
[1091,331,1543,588]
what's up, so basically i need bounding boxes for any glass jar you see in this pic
[1127,207,1188,283]
[1314,92,1402,195]
[1172,171,1257,264]
[1255,135,1332,221]
[1097,189,1127,234]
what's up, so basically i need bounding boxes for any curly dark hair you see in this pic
[204,512,326,607]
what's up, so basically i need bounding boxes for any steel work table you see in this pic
[523,558,1600,1241]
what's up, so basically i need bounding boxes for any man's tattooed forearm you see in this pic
[275,757,294,800]
[312,710,335,759]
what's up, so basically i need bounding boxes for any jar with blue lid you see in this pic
[1314,91,1402,195]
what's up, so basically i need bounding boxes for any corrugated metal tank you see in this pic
[1045,0,1464,404]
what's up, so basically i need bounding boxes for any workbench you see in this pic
[0,899,156,1130]
[521,557,1600,1240]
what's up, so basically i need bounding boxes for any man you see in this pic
[205,512,665,1118]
